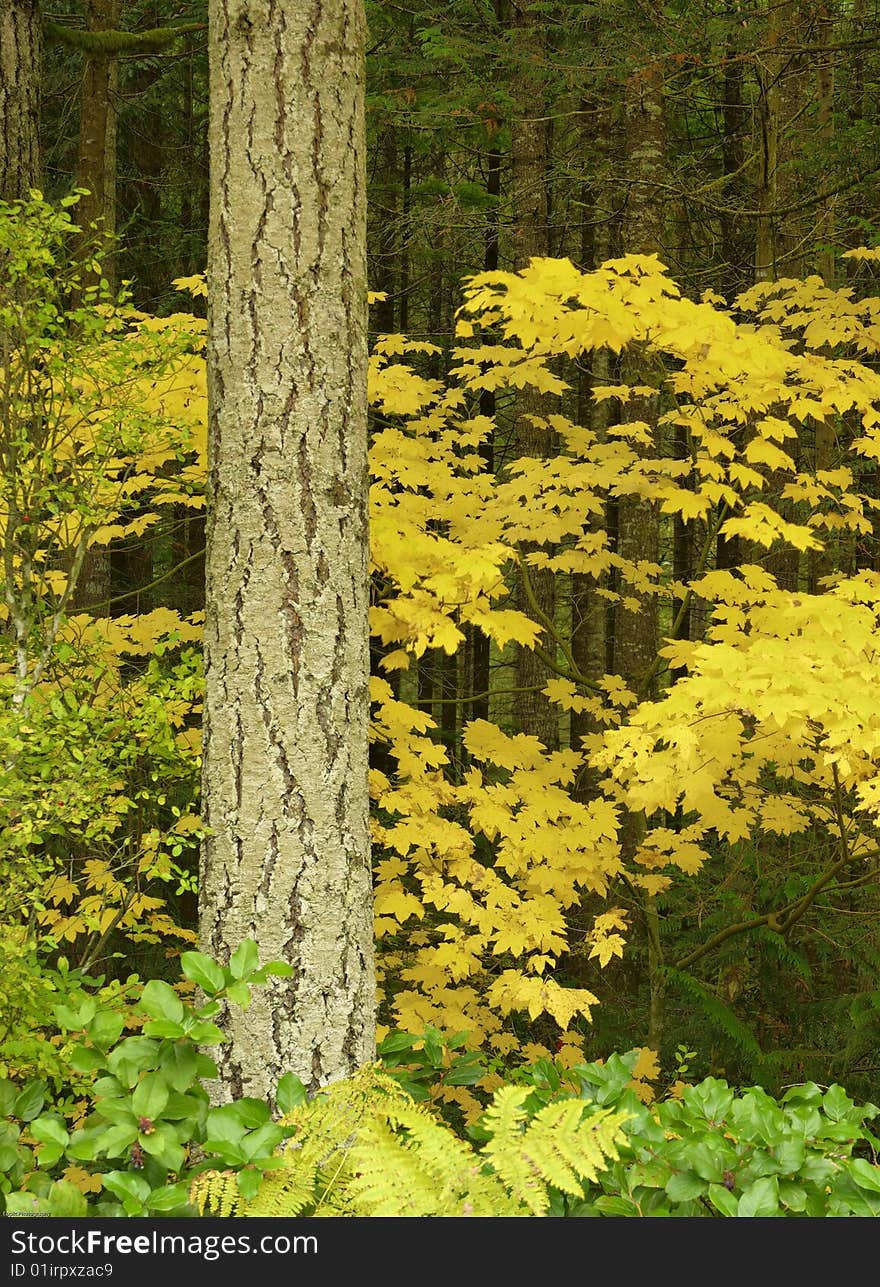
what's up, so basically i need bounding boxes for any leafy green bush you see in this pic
[514,1052,880,1216]
[2,948,878,1217]
[0,942,295,1216]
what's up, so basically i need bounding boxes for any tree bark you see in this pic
[0,0,41,202]
[75,0,120,286]
[200,0,375,1100]
[510,0,558,750]
[617,17,667,1055]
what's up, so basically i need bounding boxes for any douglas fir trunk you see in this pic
[200,0,375,1100]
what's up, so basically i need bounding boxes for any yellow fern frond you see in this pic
[189,1169,240,1217]
[482,1090,629,1215]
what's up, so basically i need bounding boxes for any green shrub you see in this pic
[2,948,878,1217]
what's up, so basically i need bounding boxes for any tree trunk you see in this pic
[75,0,119,286]
[510,0,558,750]
[200,0,375,1101]
[0,0,41,202]
[617,18,667,1054]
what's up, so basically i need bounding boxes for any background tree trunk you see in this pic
[1,0,41,202]
[200,0,375,1101]
[510,0,558,750]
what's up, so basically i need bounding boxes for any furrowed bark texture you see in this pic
[0,0,41,202]
[201,0,375,1100]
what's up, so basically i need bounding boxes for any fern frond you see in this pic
[349,1100,518,1216]
[189,1169,240,1217]
[483,1093,628,1215]
[522,1101,624,1195]
[665,966,763,1064]
[196,1065,626,1218]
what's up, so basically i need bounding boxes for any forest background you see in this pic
[4,0,880,1218]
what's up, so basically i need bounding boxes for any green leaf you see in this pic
[53,1005,82,1031]
[67,1044,106,1074]
[96,1122,138,1157]
[85,1010,125,1049]
[194,1053,219,1080]
[102,1171,152,1204]
[97,1097,139,1126]
[680,1141,724,1183]
[206,1104,247,1144]
[445,1055,487,1086]
[180,951,225,995]
[0,1144,22,1172]
[92,1075,124,1099]
[107,1037,160,1081]
[707,1183,738,1216]
[14,1084,45,1122]
[234,1098,271,1129]
[140,979,185,1025]
[142,1019,187,1039]
[778,1180,807,1212]
[202,1138,246,1166]
[29,1115,69,1147]
[275,1073,307,1114]
[147,1182,193,1213]
[36,1142,66,1170]
[0,1080,17,1115]
[848,1158,880,1193]
[223,978,247,1009]
[772,1134,805,1173]
[593,1194,640,1216]
[230,940,259,980]
[139,1125,185,1172]
[5,1194,45,1215]
[737,1175,780,1217]
[236,1167,263,1201]
[225,980,251,1008]
[241,1123,285,1161]
[665,1171,706,1203]
[65,1126,104,1162]
[47,1180,88,1218]
[822,1085,855,1122]
[377,1032,420,1055]
[186,1020,227,1044]
[132,1072,170,1121]
[251,961,294,982]
[159,1042,200,1093]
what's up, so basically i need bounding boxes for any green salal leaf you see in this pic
[179,951,225,995]
[107,1037,160,1079]
[140,979,186,1025]
[0,1079,17,1116]
[275,1072,307,1114]
[706,1183,738,1216]
[102,1171,151,1204]
[85,1009,126,1048]
[67,1044,106,1074]
[13,1084,45,1122]
[848,1158,880,1193]
[139,1124,185,1172]
[229,939,259,980]
[236,1167,263,1200]
[225,980,251,1008]
[131,1072,170,1120]
[142,1019,187,1040]
[47,1181,88,1218]
[28,1115,69,1147]
[147,1182,193,1212]
[737,1175,780,1217]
